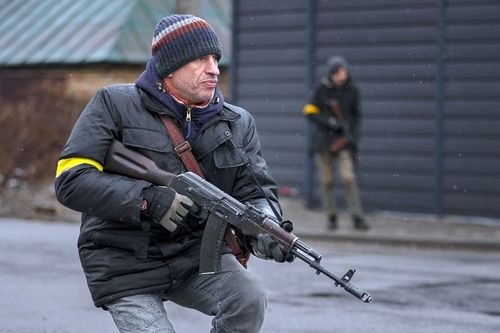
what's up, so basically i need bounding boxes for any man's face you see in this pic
[331,67,348,87]
[164,54,220,105]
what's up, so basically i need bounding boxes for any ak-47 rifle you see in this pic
[329,101,351,153]
[104,140,373,303]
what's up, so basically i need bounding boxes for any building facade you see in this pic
[231,0,500,219]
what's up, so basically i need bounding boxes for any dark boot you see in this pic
[353,216,370,230]
[328,215,338,230]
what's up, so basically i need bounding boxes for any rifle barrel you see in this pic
[291,247,373,303]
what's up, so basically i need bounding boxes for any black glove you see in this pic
[251,234,294,263]
[142,186,195,232]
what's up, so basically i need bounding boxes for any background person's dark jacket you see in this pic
[305,77,361,153]
[54,84,280,307]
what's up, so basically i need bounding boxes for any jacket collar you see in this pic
[321,76,352,90]
[219,103,240,121]
[138,89,240,124]
[135,59,225,140]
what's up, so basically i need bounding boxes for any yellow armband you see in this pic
[303,104,320,115]
[55,157,103,178]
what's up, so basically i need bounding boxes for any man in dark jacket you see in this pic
[303,55,369,231]
[55,14,288,333]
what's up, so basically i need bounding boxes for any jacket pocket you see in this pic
[213,144,245,169]
[122,126,181,172]
[122,126,170,153]
[91,230,149,259]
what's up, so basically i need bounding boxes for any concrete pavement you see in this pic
[280,197,500,251]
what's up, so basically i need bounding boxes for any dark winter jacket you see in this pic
[304,77,361,153]
[54,83,280,308]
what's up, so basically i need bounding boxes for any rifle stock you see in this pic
[104,140,373,303]
[105,141,175,186]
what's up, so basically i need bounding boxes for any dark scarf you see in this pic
[135,59,224,141]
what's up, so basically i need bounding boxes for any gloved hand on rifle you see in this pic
[142,186,200,233]
[251,234,295,263]
[327,117,342,132]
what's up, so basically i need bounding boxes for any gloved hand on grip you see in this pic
[251,234,294,263]
[142,186,196,232]
[158,190,194,232]
[327,117,342,131]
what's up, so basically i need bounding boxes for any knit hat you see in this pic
[151,14,222,78]
[327,55,348,75]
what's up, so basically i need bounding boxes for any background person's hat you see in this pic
[327,55,348,75]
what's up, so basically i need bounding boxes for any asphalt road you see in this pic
[1,218,500,333]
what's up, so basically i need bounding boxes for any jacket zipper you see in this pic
[185,107,192,139]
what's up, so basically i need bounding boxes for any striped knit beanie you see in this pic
[151,14,222,78]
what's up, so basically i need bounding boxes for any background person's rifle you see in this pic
[329,100,351,153]
[104,140,373,303]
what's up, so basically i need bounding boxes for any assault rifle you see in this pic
[329,101,351,153]
[104,141,372,303]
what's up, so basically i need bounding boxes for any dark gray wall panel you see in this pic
[359,82,436,99]
[316,27,437,45]
[238,49,306,64]
[361,190,435,213]
[362,119,435,136]
[361,174,435,190]
[446,44,500,61]
[443,139,499,155]
[239,0,306,12]
[445,101,500,118]
[360,138,435,154]
[238,66,305,81]
[443,157,500,176]
[361,155,435,173]
[255,117,305,133]
[237,99,304,113]
[443,195,500,217]
[443,175,500,194]
[317,0,436,9]
[349,64,437,80]
[363,101,436,118]
[316,8,436,26]
[445,120,500,137]
[238,13,307,29]
[446,24,500,42]
[446,83,500,98]
[238,82,304,97]
[447,5,500,22]
[446,63,500,79]
[317,45,436,62]
[238,30,307,47]
[259,133,305,150]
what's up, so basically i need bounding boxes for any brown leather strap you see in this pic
[160,116,205,178]
[159,115,250,268]
[224,228,250,269]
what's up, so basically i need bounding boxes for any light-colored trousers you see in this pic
[106,254,267,333]
[315,150,363,218]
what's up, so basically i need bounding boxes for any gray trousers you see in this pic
[106,254,267,333]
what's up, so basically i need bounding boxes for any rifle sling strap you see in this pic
[159,115,250,268]
[160,116,205,178]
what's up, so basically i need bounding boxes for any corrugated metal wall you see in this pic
[442,0,500,217]
[232,0,500,219]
